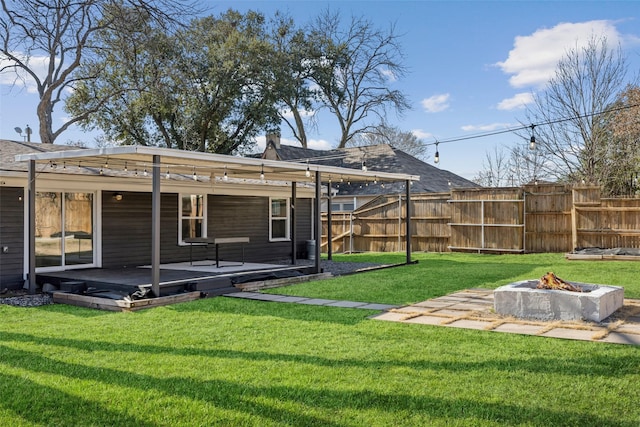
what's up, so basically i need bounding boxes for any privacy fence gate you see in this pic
[321,184,640,254]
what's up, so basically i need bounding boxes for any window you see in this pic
[35,191,94,269]
[269,198,289,241]
[179,194,206,243]
[330,202,355,212]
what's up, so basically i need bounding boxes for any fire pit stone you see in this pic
[494,280,624,322]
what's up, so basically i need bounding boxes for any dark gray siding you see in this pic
[0,186,25,288]
[209,195,312,262]
[102,191,187,267]
[101,191,314,267]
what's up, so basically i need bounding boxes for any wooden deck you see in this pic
[37,261,316,298]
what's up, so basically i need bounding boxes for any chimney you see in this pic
[266,132,280,149]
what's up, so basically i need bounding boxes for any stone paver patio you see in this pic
[372,288,640,346]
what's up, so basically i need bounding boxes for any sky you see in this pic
[1,1,640,180]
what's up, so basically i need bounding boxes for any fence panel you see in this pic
[524,184,573,252]
[320,184,640,254]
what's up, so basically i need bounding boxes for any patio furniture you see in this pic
[184,237,250,268]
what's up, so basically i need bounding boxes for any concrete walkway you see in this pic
[225,289,640,346]
[224,292,398,311]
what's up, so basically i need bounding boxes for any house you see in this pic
[0,139,418,294]
[261,136,478,212]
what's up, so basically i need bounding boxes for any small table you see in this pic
[184,237,250,268]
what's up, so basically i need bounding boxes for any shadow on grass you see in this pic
[2,330,638,379]
[0,371,157,426]
[0,334,635,426]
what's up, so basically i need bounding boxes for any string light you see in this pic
[143,168,148,177]
[165,167,170,179]
[529,124,536,150]
[124,162,128,172]
[260,164,265,181]
[192,166,197,181]
[434,142,440,164]
[223,165,228,181]
[361,159,367,171]
[305,159,311,178]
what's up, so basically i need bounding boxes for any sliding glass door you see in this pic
[35,191,94,269]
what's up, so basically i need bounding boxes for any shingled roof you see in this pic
[0,139,81,172]
[263,143,478,195]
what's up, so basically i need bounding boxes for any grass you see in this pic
[1,252,639,426]
[273,252,640,303]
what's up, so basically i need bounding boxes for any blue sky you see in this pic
[2,1,639,179]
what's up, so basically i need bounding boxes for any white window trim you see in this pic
[178,193,207,245]
[269,197,290,242]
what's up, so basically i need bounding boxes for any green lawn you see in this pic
[1,253,639,426]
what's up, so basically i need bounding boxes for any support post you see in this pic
[314,171,321,273]
[291,182,297,265]
[327,183,333,260]
[27,159,36,294]
[405,179,412,264]
[151,155,161,297]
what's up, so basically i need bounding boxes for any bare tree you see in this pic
[267,12,319,148]
[473,146,510,187]
[308,10,410,148]
[524,36,630,185]
[599,84,640,195]
[0,0,193,144]
[347,123,427,159]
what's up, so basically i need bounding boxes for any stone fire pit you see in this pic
[494,280,624,322]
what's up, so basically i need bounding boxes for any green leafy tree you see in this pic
[0,0,191,144]
[68,9,280,154]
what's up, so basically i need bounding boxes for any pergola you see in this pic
[16,145,419,296]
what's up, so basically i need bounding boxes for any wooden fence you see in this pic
[320,183,640,254]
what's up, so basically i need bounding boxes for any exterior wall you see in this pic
[0,186,25,288]
[209,195,312,262]
[101,191,313,268]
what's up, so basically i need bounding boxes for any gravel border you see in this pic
[0,292,54,307]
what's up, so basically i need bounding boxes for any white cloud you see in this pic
[496,20,624,89]
[461,123,515,132]
[411,129,433,140]
[307,138,333,150]
[253,135,332,153]
[0,52,50,93]
[421,93,450,113]
[380,68,398,82]
[280,108,315,119]
[497,92,534,110]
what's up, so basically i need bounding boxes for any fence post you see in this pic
[398,194,402,251]
[349,212,354,253]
